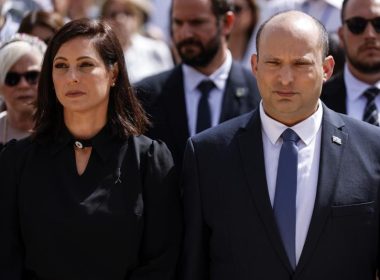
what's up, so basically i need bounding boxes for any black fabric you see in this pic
[0,127,182,280]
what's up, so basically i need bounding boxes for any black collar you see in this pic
[50,123,122,162]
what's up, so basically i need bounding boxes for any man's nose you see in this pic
[278,66,294,85]
[178,23,195,40]
[363,21,378,38]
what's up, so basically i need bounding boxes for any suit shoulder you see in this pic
[192,110,255,145]
[340,113,380,137]
[134,67,180,107]
[134,68,177,92]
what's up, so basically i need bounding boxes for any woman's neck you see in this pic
[64,110,107,139]
[6,109,35,132]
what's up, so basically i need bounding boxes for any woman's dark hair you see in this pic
[18,10,65,37]
[33,18,149,140]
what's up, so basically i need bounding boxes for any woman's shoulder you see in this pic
[0,137,34,177]
[131,134,173,163]
[0,137,34,160]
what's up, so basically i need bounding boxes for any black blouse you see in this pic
[0,126,182,280]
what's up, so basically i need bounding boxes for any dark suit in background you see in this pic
[135,63,260,168]
[321,72,347,113]
[181,105,380,280]
[321,0,380,119]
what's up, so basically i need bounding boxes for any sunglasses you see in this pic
[345,17,380,35]
[4,71,40,87]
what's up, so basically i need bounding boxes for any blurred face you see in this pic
[102,0,141,45]
[31,25,55,45]
[0,54,42,115]
[339,0,380,74]
[252,16,334,126]
[52,37,116,116]
[231,0,255,34]
[171,0,223,67]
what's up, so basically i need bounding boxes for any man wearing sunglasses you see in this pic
[322,0,380,126]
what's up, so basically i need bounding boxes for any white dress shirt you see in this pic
[182,51,233,136]
[344,64,380,121]
[260,100,323,264]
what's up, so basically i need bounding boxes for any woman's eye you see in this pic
[54,63,68,69]
[80,62,94,68]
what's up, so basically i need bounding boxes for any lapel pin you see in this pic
[332,135,342,145]
[235,87,247,98]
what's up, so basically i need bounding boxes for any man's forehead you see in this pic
[344,0,380,18]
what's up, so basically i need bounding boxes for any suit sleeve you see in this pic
[130,140,182,280]
[0,140,25,279]
[180,139,209,280]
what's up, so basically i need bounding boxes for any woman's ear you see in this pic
[111,62,119,86]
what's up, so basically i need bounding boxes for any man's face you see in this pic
[252,16,334,126]
[339,0,380,74]
[171,0,222,67]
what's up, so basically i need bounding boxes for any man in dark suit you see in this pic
[322,0,380,125]
[135,0,260,168]
[181,10,380,280]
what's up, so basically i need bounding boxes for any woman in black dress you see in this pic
[0,18,182,280]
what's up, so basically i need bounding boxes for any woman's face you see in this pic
[0,54,42,115]
[52,37,116,117]
[232,0,255,34]
[103,0,141,45]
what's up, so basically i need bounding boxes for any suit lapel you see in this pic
[295,105,347,275]
[220,62,251,122]
[237,110,294,272]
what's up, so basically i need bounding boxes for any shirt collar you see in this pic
[50,123,120,161]
[182,50,233,92]
[344,64,380,101]
[260,99,323,146]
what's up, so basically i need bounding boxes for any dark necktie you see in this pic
[196,80,215,133]
[363,87,380,126]
[273,128,300,270]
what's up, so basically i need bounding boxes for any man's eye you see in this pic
[295,62,311,66]
[266,61,279,65]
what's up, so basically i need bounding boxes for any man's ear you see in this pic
[251,54,258,77]
[322,55,335,82]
